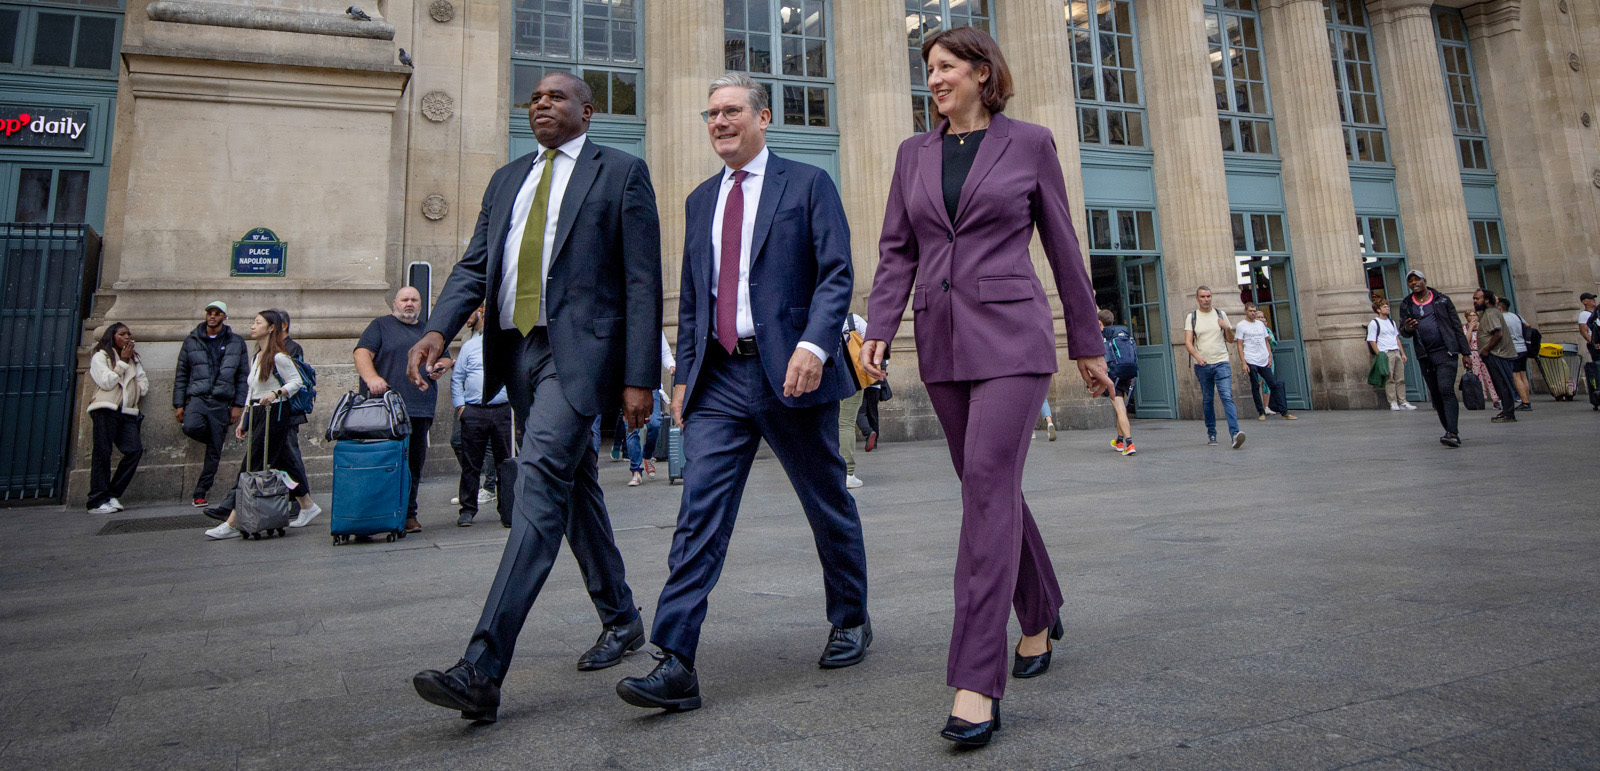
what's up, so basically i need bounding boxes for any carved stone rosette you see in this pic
[429,0,454,22]
[422,194,449,220]
[421,90,454,122]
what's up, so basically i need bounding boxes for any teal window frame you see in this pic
[0,1,123,77]
[726,0,835,129]
[1325,0,1388,164]
[906,0,994,133]
[1433,8,1490,171]
[1205,0,1275,156]
[1068,0,1146,149]
[510,1,643,118]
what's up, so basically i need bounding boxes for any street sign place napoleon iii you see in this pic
[231,228,287,277]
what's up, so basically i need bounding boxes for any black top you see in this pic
[941,129,986,222]
[356,315,434,419]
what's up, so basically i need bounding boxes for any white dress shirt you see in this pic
[710,147,828,363]
[500,133,587,330]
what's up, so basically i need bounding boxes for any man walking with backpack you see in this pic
[1100,309,1138,455]
[1235,302,1295,422]
[1183,286,1245,448]
[1367,299,1414,411]
[1397,270,1471,447]
[173,301,249,508]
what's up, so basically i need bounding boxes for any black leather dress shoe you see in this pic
[203,506,230,522]
[940,700,1001,747]
[616,652,701,711]
[576,614,645,671]
[818,620,872,668]
[1011,617,1064,679]
[412,659,501,723]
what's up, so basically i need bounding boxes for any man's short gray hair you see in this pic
[708,71,769,114]
[1196,285,1212,295]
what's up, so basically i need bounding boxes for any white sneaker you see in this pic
[628,472,642,487]
[1402,402,1418,410]
[1390,402,1401,411]
[846,474,864,489]
[108,497,126,512]
[1264,408,1277,416]
[450,496,460,505]
[290,504,323,528]
[205,523,240,540]
[477,488,496,504]
[88,503,118,514]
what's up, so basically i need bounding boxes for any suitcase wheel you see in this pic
[332,535,341,545]
[386,533,396,543]
[397,530,407,539]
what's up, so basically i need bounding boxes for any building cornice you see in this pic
[1462,0,1522,40]
[1365,0,1436,27]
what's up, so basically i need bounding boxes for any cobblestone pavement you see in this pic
[2,403,1597,769]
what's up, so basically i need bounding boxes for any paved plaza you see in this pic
[1,404,1597,769]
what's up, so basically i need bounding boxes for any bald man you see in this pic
[355,286,453,531]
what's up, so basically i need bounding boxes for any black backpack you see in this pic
[1459,371,1486,411]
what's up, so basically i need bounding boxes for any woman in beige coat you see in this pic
[86,323,149,514]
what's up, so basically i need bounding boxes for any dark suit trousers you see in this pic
[457,403,512,517]
[926,374,1062,700]
[650,347,869,665]
[464,329,637,684]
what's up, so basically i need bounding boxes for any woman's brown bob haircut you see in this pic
[920,26,1014,115]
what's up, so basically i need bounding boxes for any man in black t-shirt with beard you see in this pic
[1397,270,1472,448]
[355,287,452,532]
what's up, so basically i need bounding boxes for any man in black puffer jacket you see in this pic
[1397,270,1472,448]
[173,301,249,507]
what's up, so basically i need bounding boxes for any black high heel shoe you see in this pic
[940,699,1001,747]
[1011,617,1064,679]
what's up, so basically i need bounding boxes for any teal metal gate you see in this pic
[1,224,99,501]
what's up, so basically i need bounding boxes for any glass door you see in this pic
[1232,212,1310,410]
[1120,256,1177,419]
[1360,216,1425,403]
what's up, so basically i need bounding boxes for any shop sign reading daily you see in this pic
[0,106,91,151]
[231,228,287,277]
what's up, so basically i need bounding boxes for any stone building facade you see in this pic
[19,0,1598,503]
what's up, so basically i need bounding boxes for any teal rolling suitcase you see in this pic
[330,438,410,544]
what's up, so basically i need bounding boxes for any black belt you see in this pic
[723,336,759,357]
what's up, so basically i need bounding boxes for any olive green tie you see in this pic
[513,148,559,335]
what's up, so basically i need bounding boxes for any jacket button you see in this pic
[941,280,950,291]
[946,232,953,243]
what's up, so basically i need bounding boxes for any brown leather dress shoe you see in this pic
[405,516,422,533]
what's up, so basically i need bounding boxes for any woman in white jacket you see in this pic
[204,310,322,539]
[86,323,149,514]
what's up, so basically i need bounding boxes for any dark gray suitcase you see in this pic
[234,411,293,540]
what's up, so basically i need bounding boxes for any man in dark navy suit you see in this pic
[615,72,870,712]
[407,72,662,723]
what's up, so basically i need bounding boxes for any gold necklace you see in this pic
[951,121,990,145]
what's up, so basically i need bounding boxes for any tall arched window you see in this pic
[1325,0,1387,163]
[725,0,834,128]
[1067,0,1145,148]
[906,0,993,133]
[1433,9,1488,170]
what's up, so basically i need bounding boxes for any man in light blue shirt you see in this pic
[451,305,512,527]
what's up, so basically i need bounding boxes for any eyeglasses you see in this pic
[701,106,747,123]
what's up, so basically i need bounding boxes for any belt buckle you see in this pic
[735,337,758,356]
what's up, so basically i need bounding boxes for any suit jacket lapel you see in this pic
[748,153,787,266]
[548,138,601,267]
[917,126,952,232]
[689,177,719,302]
[953,113,1012,225]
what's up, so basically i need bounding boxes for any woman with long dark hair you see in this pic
[203,310,322,539]
[86,323,148,514]
[860,27,1113,747]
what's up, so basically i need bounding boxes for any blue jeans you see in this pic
[1194,362,1240,438]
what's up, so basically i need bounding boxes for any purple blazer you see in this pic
[865,112,1101,384]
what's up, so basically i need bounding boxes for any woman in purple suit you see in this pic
[859,27,1112,747]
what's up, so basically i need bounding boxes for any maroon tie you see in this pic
[716,170,749,354]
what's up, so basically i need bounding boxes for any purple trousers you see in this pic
[926,374,1064,700]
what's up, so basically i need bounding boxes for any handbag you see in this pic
[326,389,412,441]
[877,377,892,402]
[842,315,878,391]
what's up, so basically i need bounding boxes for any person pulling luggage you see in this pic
[204,310,321,539]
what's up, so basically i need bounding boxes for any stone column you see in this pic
[997,0,1099,427]
[1366,0,1477,300]
[834,0,913,312]
[1260,0,1374,407]
[996,0,1090,260]
[1467,0,1600,334]
[643,2,723,325]
[1136,0,1237,419]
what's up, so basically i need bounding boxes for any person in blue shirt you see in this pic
[451,304,512,527]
